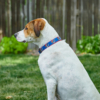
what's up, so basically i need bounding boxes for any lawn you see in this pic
[0,54,100,100]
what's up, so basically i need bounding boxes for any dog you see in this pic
[14,18,100,100]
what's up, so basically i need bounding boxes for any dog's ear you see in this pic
[33,21,41,37]
[33,19,45,37]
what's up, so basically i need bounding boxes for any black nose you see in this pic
[14,33,18,38]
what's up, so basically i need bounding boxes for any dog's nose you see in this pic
[14,33,18,38]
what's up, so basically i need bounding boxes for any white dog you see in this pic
[14,18,100,100]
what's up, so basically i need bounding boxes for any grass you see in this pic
[78,55,100,92]
[0,54,100,100]
[0,54,46,100]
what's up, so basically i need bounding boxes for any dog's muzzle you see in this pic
[14,32,26,43]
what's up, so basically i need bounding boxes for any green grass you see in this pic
[0,54,100,100]
[0,54,46,100]
[78,55,100,92]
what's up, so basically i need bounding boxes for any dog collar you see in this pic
[38,37,61,54]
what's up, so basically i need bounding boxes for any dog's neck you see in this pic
[34,21,59,48]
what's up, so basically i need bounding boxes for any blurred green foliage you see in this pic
[77,34,100,54]
[0,36,28,54]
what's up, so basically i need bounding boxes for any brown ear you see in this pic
[33,19,45,37]
[34,21,41,37]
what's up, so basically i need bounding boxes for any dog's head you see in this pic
[14,18,46,43]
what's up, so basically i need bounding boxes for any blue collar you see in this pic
[38,37,61,54]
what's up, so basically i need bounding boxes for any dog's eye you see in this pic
[25,27,28,30]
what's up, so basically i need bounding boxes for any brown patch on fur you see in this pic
[24,18,46,38]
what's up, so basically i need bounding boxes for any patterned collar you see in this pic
[38,37,61,54]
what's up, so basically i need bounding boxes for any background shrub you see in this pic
[0,35,28,54]
[77,34,100,54]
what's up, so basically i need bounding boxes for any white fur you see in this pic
[15,18,100,100]
[16,30,26,42]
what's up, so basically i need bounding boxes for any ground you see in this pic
[0,54,100,100]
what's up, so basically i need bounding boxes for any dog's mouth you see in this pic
[16,37,26,43]
[18,40,26,43]
[22,40,26,43]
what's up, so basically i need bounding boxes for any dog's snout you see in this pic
[14,33,18,38]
